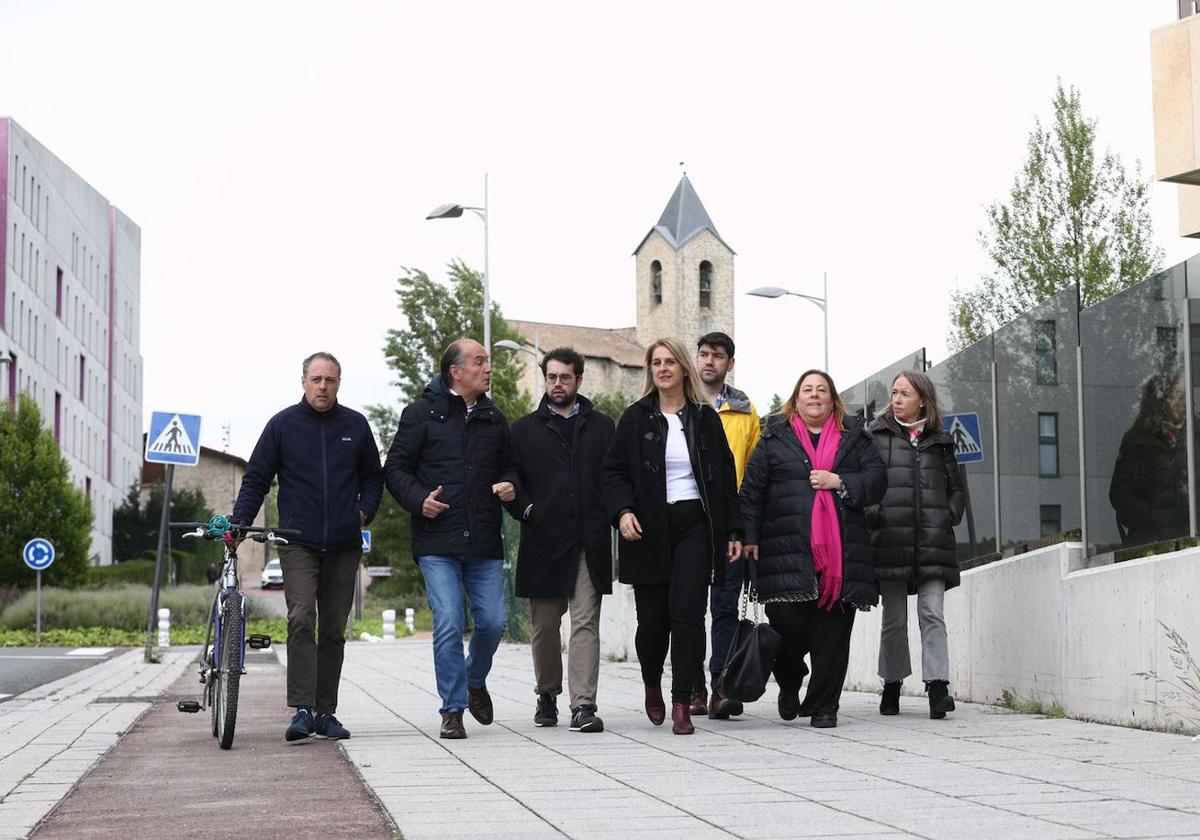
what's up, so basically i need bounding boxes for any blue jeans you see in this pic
[708,554,746,685]
[418,555,507,715]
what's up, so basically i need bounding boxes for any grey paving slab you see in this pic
[333,640,1200,839]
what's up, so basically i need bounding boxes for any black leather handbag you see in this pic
[715,560,781,703]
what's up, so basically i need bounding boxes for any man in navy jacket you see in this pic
[233,351,383,742]
[384,338,517,739]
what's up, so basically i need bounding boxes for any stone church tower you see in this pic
[633,175,735,349]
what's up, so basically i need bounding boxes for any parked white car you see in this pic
[260,558,283,589]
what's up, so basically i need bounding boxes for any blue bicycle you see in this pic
[172,515,298,749]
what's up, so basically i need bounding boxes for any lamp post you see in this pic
[494,332,541,395]
[747,273,829,371]
[427,174,491,358]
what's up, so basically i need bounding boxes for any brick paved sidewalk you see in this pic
[31,649,395,840]
[0,648,194,840]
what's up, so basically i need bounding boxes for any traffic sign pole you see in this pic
[23,538,55,646]
[145,463,174,663]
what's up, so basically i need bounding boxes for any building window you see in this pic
[56,268,63,317]
[1035,320,1056,385]
[79,355,86,401]
[54,392,61,442]
[1040,504,1062,538]
[699,261,713,308]
[85,476,92,501]
[1038,412,1059,477]
[651,260,662,305]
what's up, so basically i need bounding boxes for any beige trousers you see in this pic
[529,551,602,709]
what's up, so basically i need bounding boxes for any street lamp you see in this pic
[427,174,491,359]
[494,337,542,395]
[747,273,829,371]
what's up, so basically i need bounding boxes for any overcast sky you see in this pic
[2,1,1195,458]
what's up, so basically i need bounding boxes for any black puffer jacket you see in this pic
[601,394,741,586]
[865,415,966,591]
[383,376,517,560]
[740,414,886,606]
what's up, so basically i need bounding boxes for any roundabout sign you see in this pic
[23,537,55,571]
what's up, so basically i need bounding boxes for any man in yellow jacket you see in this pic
[694,332,760,719]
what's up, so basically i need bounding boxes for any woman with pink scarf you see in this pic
[740,370,886,728]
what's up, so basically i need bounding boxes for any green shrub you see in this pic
[0,584,274,631]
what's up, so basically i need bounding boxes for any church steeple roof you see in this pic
[633,174,735,255]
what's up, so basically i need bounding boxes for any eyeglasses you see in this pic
[545,373,576,384]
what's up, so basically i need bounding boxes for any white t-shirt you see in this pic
[664,412,700,503]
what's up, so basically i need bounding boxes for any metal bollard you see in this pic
[382,609,396,642]
[405,607,415,635]
[157,608,171,648]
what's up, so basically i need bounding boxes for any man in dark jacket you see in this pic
[383,338,518,740]
[232,351,384,742]
[506,347,615,734]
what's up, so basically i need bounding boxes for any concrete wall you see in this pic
[585,542,1200,733]
[842,542,1200,733]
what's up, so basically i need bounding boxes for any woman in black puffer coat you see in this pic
[740,370,886,729]
[865,369,965,720]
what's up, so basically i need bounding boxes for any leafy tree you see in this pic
[589,392,635,421]
[112,484,211,564]
[369,259,533,440]
[0,395,92,588]
[948,81,1164,351]
[362,493,421,600]
[767,393,784,414]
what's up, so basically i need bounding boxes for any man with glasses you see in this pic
[506,347,615,732]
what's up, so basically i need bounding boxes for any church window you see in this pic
[651,260,662,304]
[699,261,713,308]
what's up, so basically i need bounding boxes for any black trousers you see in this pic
[278,545,361,714]
[766,600,856,716]
[632,500,710,704]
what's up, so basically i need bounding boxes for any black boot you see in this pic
[880,681,901,716]
[927,680,956,719]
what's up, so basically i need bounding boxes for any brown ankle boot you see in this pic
[688,687,708,716]
[671,702,695,734]
[644,685,666,725]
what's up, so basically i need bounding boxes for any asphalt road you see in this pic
[0,647,125,700]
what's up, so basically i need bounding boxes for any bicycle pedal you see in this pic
[247,634,272,650]
[177,700,201,713]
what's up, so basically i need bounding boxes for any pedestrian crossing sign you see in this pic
[943,412,984,464]
[145,411,203,466]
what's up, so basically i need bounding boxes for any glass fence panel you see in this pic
[1082,265,1190,557]
[994,286,1081,552]
[928,335,996,563]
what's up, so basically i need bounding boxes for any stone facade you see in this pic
[634,229,735,354]
[509,174,735,404]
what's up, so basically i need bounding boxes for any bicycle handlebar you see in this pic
[169,522,301,536]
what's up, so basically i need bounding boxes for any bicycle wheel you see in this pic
[204,596,219,737]
[215,592,245,750]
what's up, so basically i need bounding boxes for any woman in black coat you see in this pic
[741,370,886,729]
[601,338,741,735]
[865,370,965,719]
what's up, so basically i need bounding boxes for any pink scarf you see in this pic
[792,413,843,610]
